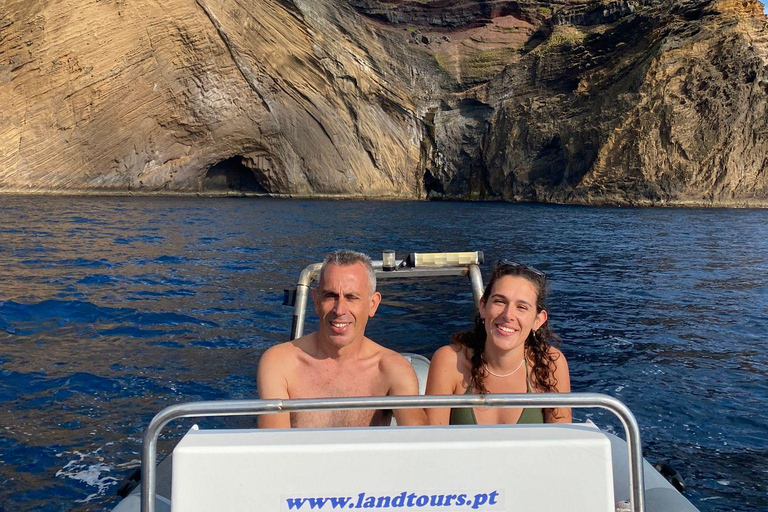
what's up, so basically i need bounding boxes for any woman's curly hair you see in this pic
[452,262,562,396]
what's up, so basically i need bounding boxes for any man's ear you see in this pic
[368,291,382,318]
[534,309,548,331]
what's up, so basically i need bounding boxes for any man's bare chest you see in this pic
[286,363,393,428]
[288,364,389,400]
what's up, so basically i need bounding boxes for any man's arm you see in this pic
[256,345,292,428]
[386,353,428,426]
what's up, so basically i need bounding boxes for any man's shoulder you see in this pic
[364,339,414,373]
[261,340,296,359]
[362,339,420,395]
[260,336,313,366]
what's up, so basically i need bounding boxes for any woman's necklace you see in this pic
[483,358,524,378]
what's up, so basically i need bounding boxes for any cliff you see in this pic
[1,0,767,205]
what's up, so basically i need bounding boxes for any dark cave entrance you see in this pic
[202,156,268,194]
[423,169,445,199]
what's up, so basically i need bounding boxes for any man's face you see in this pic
[313,262,381,349]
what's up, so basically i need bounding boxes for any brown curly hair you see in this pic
[452,262,562,396]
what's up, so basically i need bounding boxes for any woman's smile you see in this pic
[495,324,519,336]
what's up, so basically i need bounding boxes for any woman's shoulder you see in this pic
[546,345,565,359]
[432,343,460,362]
[434,342,471,359]
[431,344,471,371]
[427,344,472,395]
[545,345,568,367]
[525,345,568,375]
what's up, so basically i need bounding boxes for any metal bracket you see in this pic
[282,288,296,307]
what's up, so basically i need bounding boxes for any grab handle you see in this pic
[141,393,644,512]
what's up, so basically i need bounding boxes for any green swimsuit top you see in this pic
[449,359,544,425]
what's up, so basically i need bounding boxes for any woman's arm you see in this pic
[425,345,462,425]
[544,347,572,423]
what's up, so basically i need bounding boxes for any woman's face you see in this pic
[479,275,547,353]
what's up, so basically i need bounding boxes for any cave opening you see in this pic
[202,156,268,194]
[423,169,446,199]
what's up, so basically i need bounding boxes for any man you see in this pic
[257,250,427,428]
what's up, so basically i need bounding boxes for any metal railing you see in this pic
[141,393,645,512]
[289,254,485,339]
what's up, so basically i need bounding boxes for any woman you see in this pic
[425,261,571,424]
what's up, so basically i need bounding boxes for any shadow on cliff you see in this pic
[202,157,268,195]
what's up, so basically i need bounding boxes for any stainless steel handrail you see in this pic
[290,262,321,339]
[141,393,644,512]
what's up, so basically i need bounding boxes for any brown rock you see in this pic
[0,0,436,197]
[1,0,767,206]
[423,0,768,206]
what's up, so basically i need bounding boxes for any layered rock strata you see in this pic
[0,0,439,196]
[0,0,766,205]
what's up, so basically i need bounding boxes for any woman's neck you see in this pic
[483,343,526,372]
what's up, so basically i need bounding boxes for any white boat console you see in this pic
[172,422,615,512]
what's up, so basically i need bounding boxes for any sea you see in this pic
[0,196,766,512]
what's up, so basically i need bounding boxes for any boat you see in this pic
[112,251,699,512]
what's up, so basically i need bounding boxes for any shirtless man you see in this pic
[257,250,427,428]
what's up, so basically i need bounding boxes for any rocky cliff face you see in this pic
[0,0,439,196]
[1,0,767,205]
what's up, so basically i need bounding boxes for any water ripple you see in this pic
[0,197,766,511]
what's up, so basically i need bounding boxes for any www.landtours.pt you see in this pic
[284,490,502,510]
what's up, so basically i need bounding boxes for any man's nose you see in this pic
[333,297,349,315]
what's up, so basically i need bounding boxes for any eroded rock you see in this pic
[0,0,766,205]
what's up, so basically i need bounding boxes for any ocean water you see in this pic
[0,196,766,512]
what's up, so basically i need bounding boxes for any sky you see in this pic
[764,0,768,15]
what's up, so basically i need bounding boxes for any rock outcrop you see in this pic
[0,0,440,197]
[1,0,767,205]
